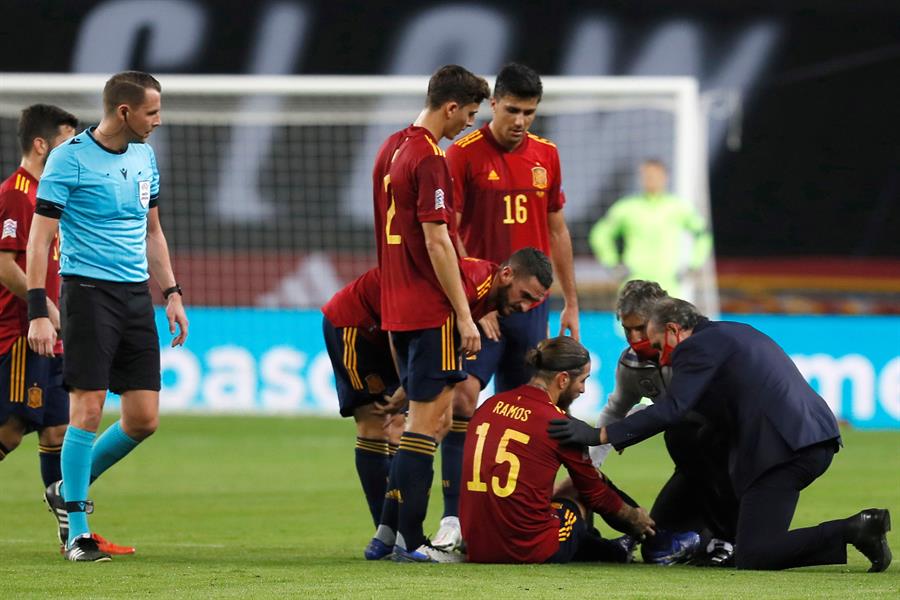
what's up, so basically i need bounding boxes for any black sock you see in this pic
[355,437,391,528]
[441,416,469,518]
[393,432,437,551]
[38,443,62,487]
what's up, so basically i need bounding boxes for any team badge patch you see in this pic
[531,166,548,189]
[434,188,445,209]
[365,374,386,395]
[2,218,17,239]
[27,385,43,409]
[139,180,151,208]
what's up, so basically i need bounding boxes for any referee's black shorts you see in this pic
[60,276,160,394]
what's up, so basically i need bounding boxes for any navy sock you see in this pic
[355,437,391,528]
[38,443,63,487]
[393,432,437,551]
[441,416,469,518]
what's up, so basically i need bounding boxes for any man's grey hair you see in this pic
[647,297,705,330]
[615,280,668,321]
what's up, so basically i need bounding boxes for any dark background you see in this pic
[2,0,899,258]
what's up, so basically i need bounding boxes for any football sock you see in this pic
[393,432,437,551]
[440,415,469,518]
[90,420,140,482]
[355,437,391,527]
[61,426,95,546]
[38,443,63,487]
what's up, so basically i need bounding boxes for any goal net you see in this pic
[0,74,716,314]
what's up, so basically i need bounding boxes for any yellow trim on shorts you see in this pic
[342,327,364,390]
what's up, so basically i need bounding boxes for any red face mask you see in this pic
[658,329,679,366]
[629,338,659,361]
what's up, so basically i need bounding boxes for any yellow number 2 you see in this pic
[466,422,531,497]
[383,174,401,245]
[502,194,528,224]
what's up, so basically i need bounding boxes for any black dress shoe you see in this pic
[845,508,892,573]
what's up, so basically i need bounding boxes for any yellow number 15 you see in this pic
[466,423,531,498]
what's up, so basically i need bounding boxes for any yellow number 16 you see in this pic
[502,193,528,224]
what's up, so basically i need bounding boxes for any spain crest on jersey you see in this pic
[531,166,548,190]
[27,385,43,409]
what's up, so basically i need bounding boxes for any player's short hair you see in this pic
[103,71,162,115]
[526,336,590,380]
[17,104,79,155]
[425,65,490,110]
[506,247,553,289]
[647,297,705,330]
[642,158,667,171]
[493,63,543,101]
[616,280,668,321]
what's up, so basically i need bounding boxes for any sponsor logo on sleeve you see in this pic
[139,181,151,208]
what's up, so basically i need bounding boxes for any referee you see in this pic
[26,71,188,562]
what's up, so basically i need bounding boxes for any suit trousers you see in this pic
[735,440,847,570]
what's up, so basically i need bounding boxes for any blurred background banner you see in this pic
[110,309,900,430]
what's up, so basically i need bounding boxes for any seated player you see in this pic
[322,267,406,528]
[460,336,656,564]
[0,104,132,556]
[364,247,554,562]
[588,280,737,566]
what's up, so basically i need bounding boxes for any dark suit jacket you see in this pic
[605,318,841,494]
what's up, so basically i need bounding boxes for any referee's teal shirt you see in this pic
[37,127,159,283]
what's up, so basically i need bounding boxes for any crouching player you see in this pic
[460,336,655,563]
[322,267,405,527]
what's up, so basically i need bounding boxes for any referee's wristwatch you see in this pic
[163,284,183,300]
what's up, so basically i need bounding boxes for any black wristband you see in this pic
[163,284,182,299]
[27,288,49,320]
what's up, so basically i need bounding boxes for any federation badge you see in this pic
[434,188,445,209]
[531,166,548,189]
[365,374,386,395]
[139,180,151,208]
[27,385,43,409]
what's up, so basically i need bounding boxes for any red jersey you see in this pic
[372,126,456,331]
[0,168,61,355]
[460,385,623,564]
[459,257,497,322]
[447,125,565,264]
[321,267,382,332]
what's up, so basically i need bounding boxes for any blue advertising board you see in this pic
[104,309,900,430]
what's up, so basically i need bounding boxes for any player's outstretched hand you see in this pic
[617,504,656,540]
[458,315,481,356]
[547,417,602,446]
[28,317,57,357]
[166,294,189,347]
[478,311,501,342]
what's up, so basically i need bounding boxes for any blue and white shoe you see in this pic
[364,538,394,560]
[641,530,702,565]
[392,542,465,563]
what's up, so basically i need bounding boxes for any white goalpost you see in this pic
[0,73,717,314]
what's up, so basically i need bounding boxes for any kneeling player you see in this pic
[460,336,655,563]
[322,268,405,527]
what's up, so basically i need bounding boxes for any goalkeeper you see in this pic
[588,159,711,297]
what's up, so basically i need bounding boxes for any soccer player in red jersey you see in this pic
[460,336,655,564]
[369,64,490,562]
[325,250,552,541]
[435,63,581,549]
[0,105,133,556]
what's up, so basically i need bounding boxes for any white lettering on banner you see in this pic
[203,346,257,411]
[160,347,201,411]
[792,354,876,420]
[260,346,306,412]
[879,357,900,420]
[309,351,339,408]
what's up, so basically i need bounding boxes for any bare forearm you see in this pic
[549,220,578,307]
[425,230,471,321]
[147,230,177,290]
[26,216,58,291]
[0,258,27,299]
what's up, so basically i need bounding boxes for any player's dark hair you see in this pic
[616,280,668,321]
[493,63,543,101]
[526,336,590,381]
[426,65,490,110]
[17,104,78,155]
[642,158,667,171]
[103,71,162,115]
[647,298,705,330]
[506,247,553,289]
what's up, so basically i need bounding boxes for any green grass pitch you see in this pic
[1,415,898,599]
